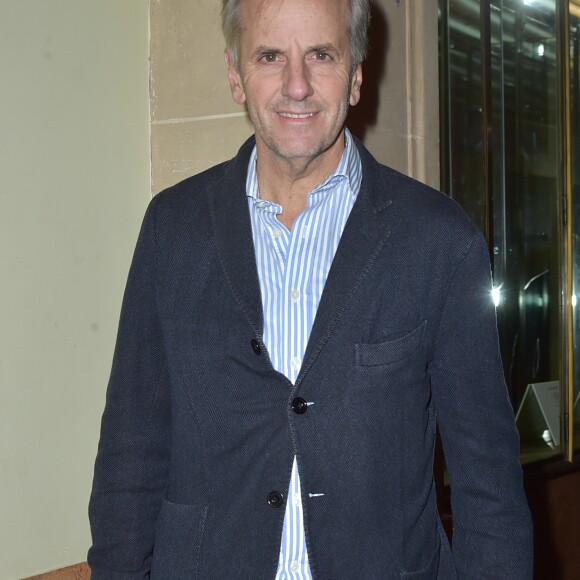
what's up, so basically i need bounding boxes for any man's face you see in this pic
[225,0,362,166]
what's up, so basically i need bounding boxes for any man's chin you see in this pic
[268,136,342,164]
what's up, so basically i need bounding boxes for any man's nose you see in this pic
[282,60,314,101]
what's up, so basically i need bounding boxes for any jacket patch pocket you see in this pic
[355,320,427,367]
[150,499,209,580]
[400,536,440,579]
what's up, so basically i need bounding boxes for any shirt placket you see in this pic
[282,205,318,579]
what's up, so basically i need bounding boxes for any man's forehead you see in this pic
[239,0,349,27]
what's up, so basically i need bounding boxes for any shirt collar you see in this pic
[245,128,362,201]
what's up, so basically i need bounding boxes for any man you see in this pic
[88,0,533,578]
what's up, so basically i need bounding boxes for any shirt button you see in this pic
[291,561,300,572]
[272,228,282,238]
[250,338,261,355]
[291,289,300,301]
[292,397,308,415]
[291,357,301,371]
[293,492,302,506]
[267,490,284,508]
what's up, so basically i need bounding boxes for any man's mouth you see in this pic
[279,112,316,119]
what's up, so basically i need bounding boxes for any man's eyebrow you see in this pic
[252,45,283,57]
[308,44,339,54]
[250,44,341,58]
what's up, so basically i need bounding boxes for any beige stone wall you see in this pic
[150,0,440,193]
[370,0,440,188]
[150,0,253,193]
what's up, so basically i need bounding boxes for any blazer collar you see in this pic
[298,137,393,383]
[208,137,264,340]
[208,135,393,378]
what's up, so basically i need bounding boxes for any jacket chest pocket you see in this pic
[355,320,427,367]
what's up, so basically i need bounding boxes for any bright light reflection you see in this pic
[542,429,555,449]
[537,44,545,57]
[572,293,577,308]
[492,286,501,307]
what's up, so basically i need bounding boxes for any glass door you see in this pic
[440,0,566,464]
[569,0,580,455]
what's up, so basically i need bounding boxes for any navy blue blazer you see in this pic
[88,137,533,579]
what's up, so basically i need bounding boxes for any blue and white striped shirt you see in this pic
[246,130,362,580]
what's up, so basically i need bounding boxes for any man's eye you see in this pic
[261,53,278,63]
[315,51,330,61]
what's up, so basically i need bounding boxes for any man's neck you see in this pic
[255,133,346,230]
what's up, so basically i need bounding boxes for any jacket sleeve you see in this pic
[88,197,171,579]
[430,231,533,579]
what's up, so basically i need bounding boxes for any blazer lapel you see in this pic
[297,146,392,384]
[208,136,393,378]
[208,137,264,339]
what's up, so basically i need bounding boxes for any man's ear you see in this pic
[225,49,246,105]
[349,63,363,107]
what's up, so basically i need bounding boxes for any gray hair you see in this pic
[221,0,371,69]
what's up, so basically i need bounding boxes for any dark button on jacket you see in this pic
[291,397,308,415]
[267,491,284,508]
[250,338,261,355]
